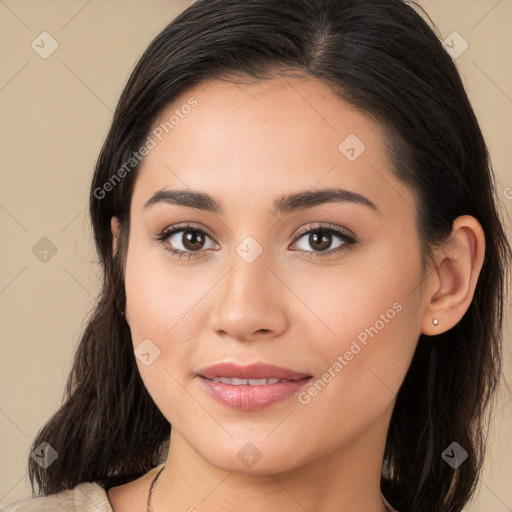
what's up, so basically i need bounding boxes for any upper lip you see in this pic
[197,362,311,381]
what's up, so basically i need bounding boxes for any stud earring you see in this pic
[432,318,439,326]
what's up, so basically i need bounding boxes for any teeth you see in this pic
[211,377,285,385]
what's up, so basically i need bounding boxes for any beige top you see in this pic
[0,482,113,512]
[1,483,401,512]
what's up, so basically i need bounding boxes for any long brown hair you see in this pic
[28,1,511,511]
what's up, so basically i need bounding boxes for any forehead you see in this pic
[149,74,378,160]
[131,75,414,220]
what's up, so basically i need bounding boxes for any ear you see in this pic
[111,216,121,258]
[420,215,485,335]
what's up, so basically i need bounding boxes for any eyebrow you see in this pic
[143,187,380,216]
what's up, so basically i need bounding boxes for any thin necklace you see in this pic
[146,465,165,512]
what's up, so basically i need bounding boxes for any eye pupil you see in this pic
[310,231,331,251]
[183,230,205,251]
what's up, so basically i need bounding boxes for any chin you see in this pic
[195,437,310,476]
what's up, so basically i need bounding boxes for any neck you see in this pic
[151,417,391,512]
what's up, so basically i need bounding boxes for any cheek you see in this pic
[300,240,420,340]
[296,242,422,404]
[124,276,202,428]
[123,244,204,394]
[124,240,205,340]
[291,303,420,460]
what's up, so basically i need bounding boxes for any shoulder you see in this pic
[0,482,113,512]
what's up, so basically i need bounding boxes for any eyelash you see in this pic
[153,222,357,260]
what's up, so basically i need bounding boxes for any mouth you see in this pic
[195,362,312,410]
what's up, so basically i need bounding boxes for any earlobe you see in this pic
[421,215,485,336]
[111,216,121,258]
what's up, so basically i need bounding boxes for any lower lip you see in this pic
[197,376,312,411]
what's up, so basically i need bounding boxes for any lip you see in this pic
[196,362,312,411]
[197,362,311,380]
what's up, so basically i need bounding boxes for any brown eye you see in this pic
[179,229,207,251]
[305,230,334,252]
[291,225,357,258]
[155,223,217,258]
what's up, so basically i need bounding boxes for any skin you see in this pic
[107,75,485,512]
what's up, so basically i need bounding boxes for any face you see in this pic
[119,75,427,474]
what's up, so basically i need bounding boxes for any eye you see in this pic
[290,223,357,258]
[154,223,217,259]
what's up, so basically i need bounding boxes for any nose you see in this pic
[209,247,289,342]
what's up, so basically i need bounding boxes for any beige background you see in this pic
[0,0,511,510]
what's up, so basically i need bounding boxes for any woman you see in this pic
[2,0,510,511]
